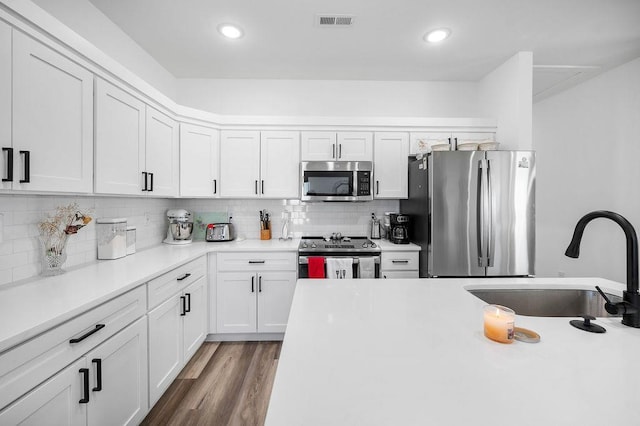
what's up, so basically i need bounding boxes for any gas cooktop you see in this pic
[298,235,380,254]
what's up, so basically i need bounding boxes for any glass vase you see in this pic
[40,234,68,276]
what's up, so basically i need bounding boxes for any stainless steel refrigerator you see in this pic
[400,151,535,277]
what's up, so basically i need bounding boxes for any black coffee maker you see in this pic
[389,214,410,244]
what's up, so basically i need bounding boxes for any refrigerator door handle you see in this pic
[486,159,494,267]
[477,159,490,267]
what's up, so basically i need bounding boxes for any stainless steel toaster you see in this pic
[205,223,236,241]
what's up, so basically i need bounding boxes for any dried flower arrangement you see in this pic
[38,203,93,275]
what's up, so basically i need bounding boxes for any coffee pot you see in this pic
[389,213,410,244]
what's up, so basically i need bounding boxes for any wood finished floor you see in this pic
[141,341,282,426]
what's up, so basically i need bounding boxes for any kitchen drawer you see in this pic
[381,251,419,271]
[217,252,297,272]
[148,256,206,309]
[0,285,146,410]
[382,270,419,279]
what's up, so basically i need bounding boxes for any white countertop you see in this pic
[375,239,421,251]
[266,277,640,426]
[0,238,300,354]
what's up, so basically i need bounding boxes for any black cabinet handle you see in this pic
[338,144,342,159]
[248,260,265,264]
[261,180,264,194]
[92,358,102,391]
[259,275,262,292]
[19,150,29,183]
[392,260,409,264]
[142,172,148,191]
[213,179,217,194]
[255,180,258,194]
[376,180,379,195]
[251,276,255,293]
[149,172,154,192]
[332,144,336,159]
[180,296,186,316]
[79,368,90,404]
[177,273,191,281]
[69,324,105,344]
[185,293,191,313]
[2,147,12,182]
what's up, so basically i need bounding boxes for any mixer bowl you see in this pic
[169,222,193,240]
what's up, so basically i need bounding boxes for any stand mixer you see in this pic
[163,209,194,245]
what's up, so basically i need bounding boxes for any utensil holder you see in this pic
[260,229,271,240]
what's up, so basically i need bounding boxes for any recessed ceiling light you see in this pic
[218,24,244,39]
[424,28,451,43]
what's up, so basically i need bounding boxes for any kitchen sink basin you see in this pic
[467,288,623,317]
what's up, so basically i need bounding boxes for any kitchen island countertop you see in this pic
[266,277,640,426]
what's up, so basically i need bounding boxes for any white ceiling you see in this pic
[86,0,640,100]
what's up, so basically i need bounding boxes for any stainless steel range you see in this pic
[298,234,381,278]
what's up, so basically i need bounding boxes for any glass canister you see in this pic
[96,218,127,260]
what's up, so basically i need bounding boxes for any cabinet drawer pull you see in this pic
[185,293,191,313]
[248,260,265,264]
[69,324,105,344]
[79,368,90,404]
[180,296,186,316]
[92,358,102,391]
[177,273,191,281]
[2,147,12,182]
[392,260,409,264]
[19,150,30,183]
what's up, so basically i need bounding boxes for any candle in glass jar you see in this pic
[483,305,515,343]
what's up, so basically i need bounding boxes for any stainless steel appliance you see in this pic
[370,213,381,240]
[400,151,535,277]
[298,234,381,278]
[205,222,236,241]
[301,161,373,202]
[163,209,193,245]
[389,213,410,244]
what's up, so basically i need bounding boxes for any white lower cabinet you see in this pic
[0,317,148,426]
[147,260,208,406]
[216,252,297,335]
[381,251,419,279]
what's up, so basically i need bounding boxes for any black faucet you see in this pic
[564,210,640,328]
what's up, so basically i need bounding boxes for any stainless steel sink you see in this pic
[467,288,623,317]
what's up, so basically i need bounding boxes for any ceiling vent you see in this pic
[316,15,354,27]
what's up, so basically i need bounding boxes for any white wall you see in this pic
[479,52,533,150]
[533,57,640,283]
[176,79,480,117]
[29,0,177,99]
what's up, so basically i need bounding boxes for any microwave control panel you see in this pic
[357,171,371,195]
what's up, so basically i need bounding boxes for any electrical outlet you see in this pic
[144,212,151,225]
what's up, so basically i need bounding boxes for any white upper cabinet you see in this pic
[220,130,300,198]
[10,31,93,193]
[0,22,10,191]
[260,131,300,198]
[301,131,372,161]
[95,78,146,195]
[220,130,261,197]
[145,106,179,197]
[179,123,220,197]
[374,132,409,199]
[95,79,178,196]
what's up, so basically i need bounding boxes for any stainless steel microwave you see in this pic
[301,161,373,202]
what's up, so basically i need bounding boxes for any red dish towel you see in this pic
[308,257,325,278]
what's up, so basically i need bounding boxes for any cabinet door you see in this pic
[257,271,296,333]
[0,22,10,191]
[409,132,452,154]
[219,131,260,197]
[148,295,183,405]
[216,272,257,333]
[373,132,409,199]
[382,270,418,279]
[182,276,208,362]
[180,123,220,197]
[336,132,373,161]
[12,31,93,193]
[260,131,300,198]
[145,107,178,197]
[301,131,336,161]
[87,317,148,426]
[95,79,146,195]
[0,358,87,426]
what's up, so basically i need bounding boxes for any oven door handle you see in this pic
[298,256,380,265]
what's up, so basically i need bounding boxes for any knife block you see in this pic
[260,228,271,240]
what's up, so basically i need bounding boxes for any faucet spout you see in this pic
[564,210,640,328]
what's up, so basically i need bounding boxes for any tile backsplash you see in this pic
[0,194,399,286]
